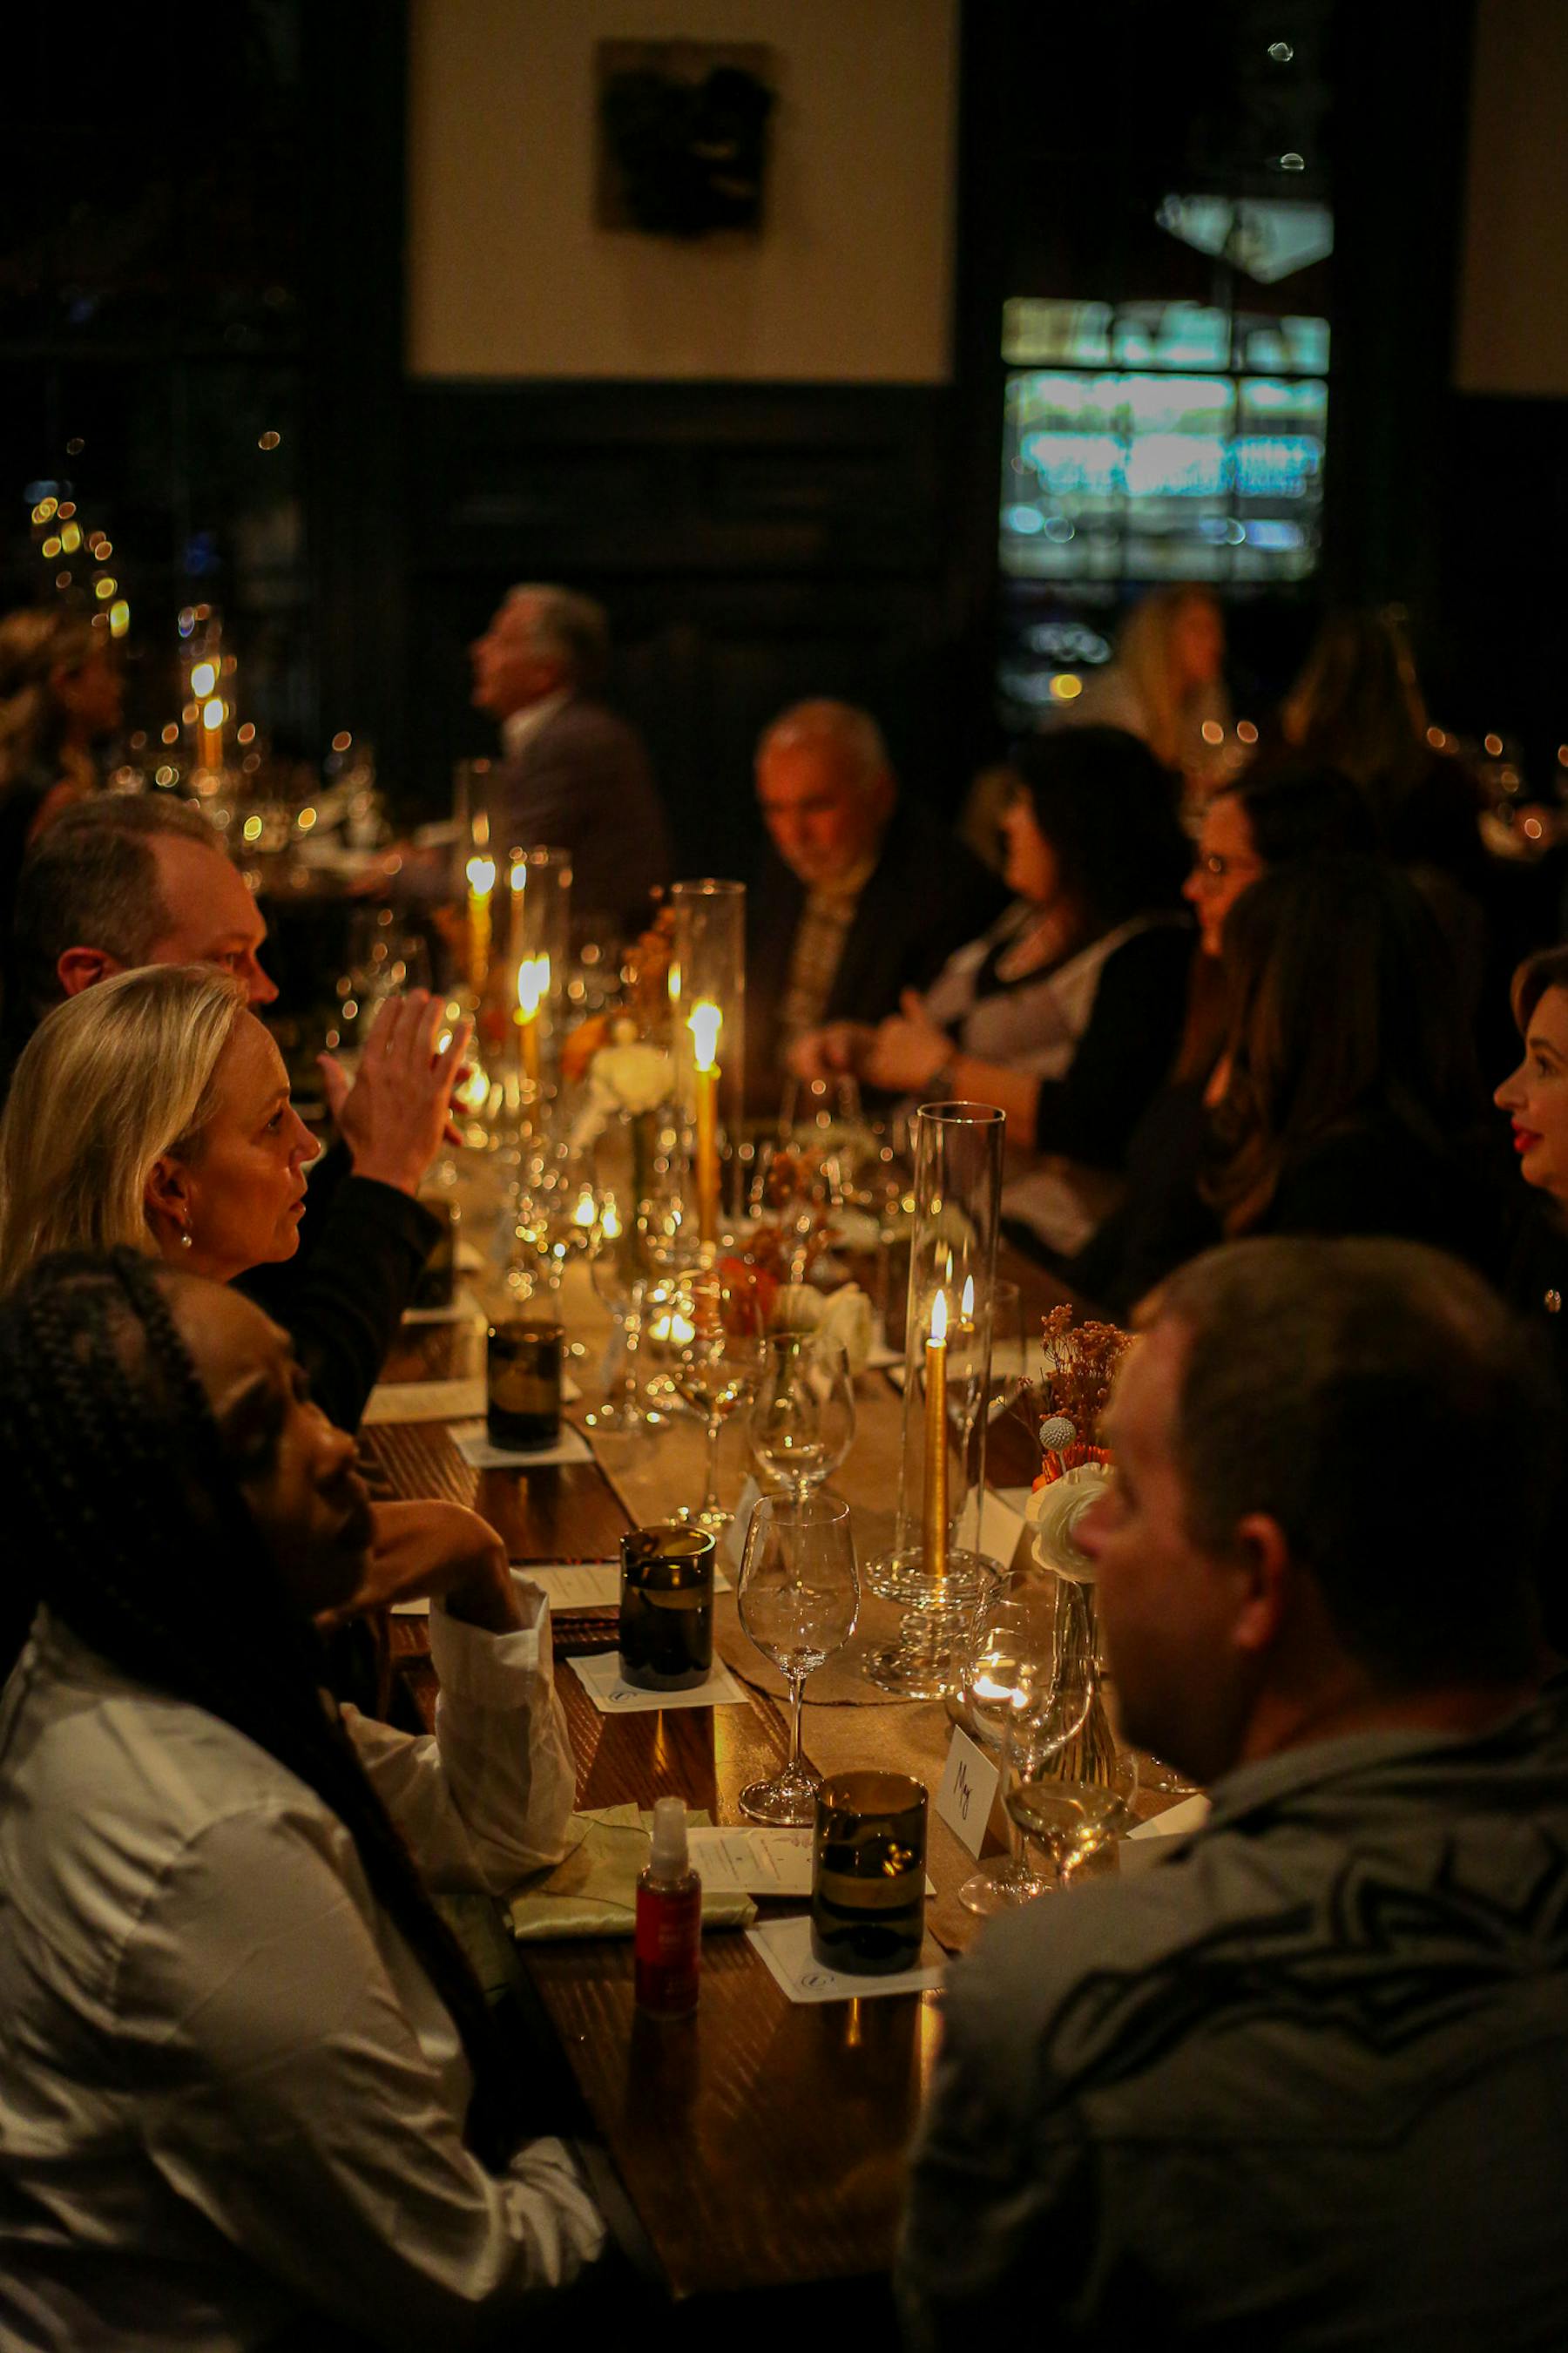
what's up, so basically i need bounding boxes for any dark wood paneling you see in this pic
[398,381,961,867]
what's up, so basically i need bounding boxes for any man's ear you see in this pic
[56,946,123,998]
[1229,1511,1291,1658]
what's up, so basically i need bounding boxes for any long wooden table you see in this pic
[369,1243,1075,2308]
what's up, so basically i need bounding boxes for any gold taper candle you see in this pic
[923,1287,950,1582]
[688,1001,722,1247]
[466,855,496,997]
[516,952,548,1106]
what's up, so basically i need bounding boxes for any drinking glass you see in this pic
[1002,1675,1139,1897]
[954,1589,1063,1916]
[747,1330,856,1503]
[644,1262,767,1530]
[584,1190,659,1434]
[738,1493,860,1824]
[747,1136,842,1283]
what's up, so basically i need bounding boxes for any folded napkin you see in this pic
[506,1804,757,1941]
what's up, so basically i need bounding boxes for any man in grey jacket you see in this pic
[470,584,672,932]
[901,1236,1568,2352]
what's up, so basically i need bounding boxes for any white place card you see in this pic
[363,1376,487,1425]
[746,1914,945,2005]
[935,1725,1002,1862]
[449,1420,591,1471]
[402,1289,486,1328]
[456,1239,484,1273]
[571,1650,751,1715]
[687,1827,933,1901]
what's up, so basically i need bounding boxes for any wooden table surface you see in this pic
[368,1240,1073,2304]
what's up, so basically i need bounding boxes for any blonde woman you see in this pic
[0,964,317,1291]
[1071,585,1230,788]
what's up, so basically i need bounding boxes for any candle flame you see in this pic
[516,953,549,1016]
[466,855,496,896]
[599,1199,622,1241]
[930,1289,949,1344]
[688,1000,722,1072]
[201,697,225,730]
[510,857,525,895]
[961,1275,975,1319]
[572,1186,597,1228]
[190,660,217,697]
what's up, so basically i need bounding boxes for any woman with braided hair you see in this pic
[0,1251,605,2347]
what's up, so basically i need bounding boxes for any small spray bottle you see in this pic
[635,1795,702,2018]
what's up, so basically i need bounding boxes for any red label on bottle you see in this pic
[635,1882,702,2013]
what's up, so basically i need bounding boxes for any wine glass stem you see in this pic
[702,1414,722,1516]
[787,1671,807,1775]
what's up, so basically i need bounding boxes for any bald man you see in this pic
[747,700,1005,1103]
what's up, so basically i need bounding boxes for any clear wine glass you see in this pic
[645,1262,767,1530]
[955,1589,1064,1916]
[583,1190,659,1435]
[747,1136,842,1284]
[737,1491,860,1824]
[1002,1674,1139,1897]
[747,1329,856,1503]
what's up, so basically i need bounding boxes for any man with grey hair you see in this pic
[470,583,670,929]
[747,698,1004,1100]
[901,1236,1568,2350]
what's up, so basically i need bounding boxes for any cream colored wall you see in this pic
[1456,0,1568,395]
[407,0,957,382]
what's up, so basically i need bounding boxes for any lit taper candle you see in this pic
[688,1000,722,1247]
[466,855,497,997]
[923,1286,950,1583]
[516,952,549,1106]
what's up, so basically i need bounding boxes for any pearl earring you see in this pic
[179,1230,193,1251]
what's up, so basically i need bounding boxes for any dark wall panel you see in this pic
[400,381,961,874]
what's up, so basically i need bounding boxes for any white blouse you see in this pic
[0,1598,605,2350]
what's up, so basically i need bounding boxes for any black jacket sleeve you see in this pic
[1031,924,1193,1168]
[235,1171,440,1434]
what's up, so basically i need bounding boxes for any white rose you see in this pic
[817,1282,874,1377]
[1024,1463,1112,1581]
[591,1041,672,1117]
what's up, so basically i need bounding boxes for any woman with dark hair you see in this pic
[1067,768,1375,1304]
[1203,857,1497,1252]
[799,728,1193,1254]
[0,1253,603,2347]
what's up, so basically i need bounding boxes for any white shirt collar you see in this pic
[502,688,572,761]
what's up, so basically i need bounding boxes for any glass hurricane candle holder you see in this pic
[506,845,572,1142]
[668,879,746,1250]
[863,1100,1005,1697]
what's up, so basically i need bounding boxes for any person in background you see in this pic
[800,728,1191,1261]
[6,795,464,1435]
[0,605,122,1010]
[1201,857,1500,1268]
[1494,943,1568,1652]
[1069,765,1376,1308]
[901,1234,1568,2352]
[0,1252,605,2349]
[470,582,672,933]
[747,698,1005,1106]
[1066,584,1231,790]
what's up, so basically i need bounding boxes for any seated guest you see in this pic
[748,699,1005,1104]
[901,1235,1568,2351]
[1494,944,1568,1650]
[0,1251,604,2343]
[6,795,465,1432]
[0,605,122,1005]
[470,582,671,932]
[1065,583,1231,790]
[1082,855,1502,1311]
[1070,765,1375,1305]
[804,728,1191,1257]
[1205,857,1500,1261]
[0,965,463,1434]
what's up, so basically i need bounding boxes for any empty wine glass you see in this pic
[644,1262,767,1530]
[955,1588,1064,1917]
[748,1329,856,1503]
[747,1137,842,1284]
[737,1492,860,1824]
[584,1191,659,1435]
[1002,1673,1139,1897]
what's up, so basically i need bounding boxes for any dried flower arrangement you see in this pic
[1022,1304,1135,1484]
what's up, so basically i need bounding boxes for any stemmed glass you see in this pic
[748,1330,856,1503]
[748,1136,843,1284]
[533,1146,598,1344]
[644,1262,767,1531]
[583,1192,659,1435]
[1000,1673,1139,1898]
[737,1492,860,1824]
[955,1589,1064,1916]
